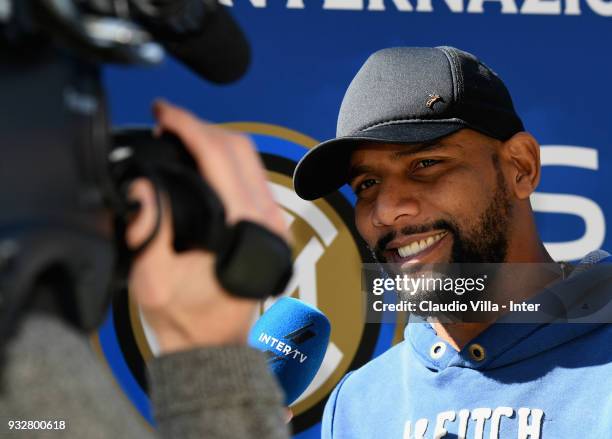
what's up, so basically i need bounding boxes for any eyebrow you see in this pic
[347,141,457,183]
[390,141,449,159]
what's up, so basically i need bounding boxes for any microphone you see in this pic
[249,298,331,405]
[133,0,251,84]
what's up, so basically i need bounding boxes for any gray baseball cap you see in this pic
[293,46,524,200]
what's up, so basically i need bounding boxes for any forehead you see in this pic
[349,129,497,167]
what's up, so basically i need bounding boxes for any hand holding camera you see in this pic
[115,100,291,352]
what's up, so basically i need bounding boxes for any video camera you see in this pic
[0,0,291,342]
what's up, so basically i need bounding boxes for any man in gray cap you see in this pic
[293,47,612,438]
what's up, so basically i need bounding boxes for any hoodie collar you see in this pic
[406,251,612,372]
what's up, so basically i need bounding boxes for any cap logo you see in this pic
[426,94,444,110]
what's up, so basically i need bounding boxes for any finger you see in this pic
[153,100,217,153]
[152,100,287,239]
[228,136,288,238]
[152,101,262,223]
[125,179,160,249]
[126,180,176,309]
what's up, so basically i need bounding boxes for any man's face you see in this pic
[349,129,513,266]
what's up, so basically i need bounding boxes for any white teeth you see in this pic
[397,232,447,258]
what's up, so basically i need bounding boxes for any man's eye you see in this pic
[355,178,379,194]
[415,159,440,169]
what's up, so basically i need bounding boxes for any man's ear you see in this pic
[125,178,160,249]
[501,131,541,200]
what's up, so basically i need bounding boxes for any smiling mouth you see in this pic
[396,231,448,259]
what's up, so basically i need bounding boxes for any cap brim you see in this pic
[293,121,465,200]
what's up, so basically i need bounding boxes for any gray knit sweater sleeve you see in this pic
[0,314,289,439]
[149,346,291,439]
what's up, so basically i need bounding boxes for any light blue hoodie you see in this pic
[322,251,612,439]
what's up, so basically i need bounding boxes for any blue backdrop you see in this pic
[103,2,611,437]
[106,1,611,261]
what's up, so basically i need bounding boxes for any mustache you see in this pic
[373,219,456,256]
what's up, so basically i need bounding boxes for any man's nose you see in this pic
[372,181,421,227]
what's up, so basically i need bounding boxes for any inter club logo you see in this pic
[93,122,404,435]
